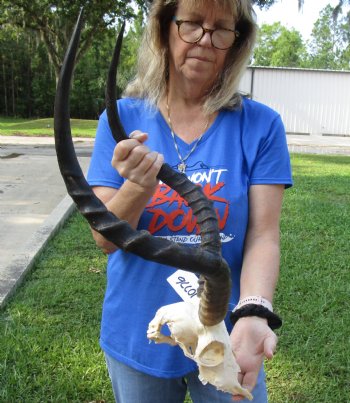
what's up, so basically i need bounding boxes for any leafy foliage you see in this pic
[0,0,146,81]
[306,5,350,69]
[0,14,144,118]
[1,1,350,118]
[253,22,307,67]
[252,0,276,8]
[253,4,350,69]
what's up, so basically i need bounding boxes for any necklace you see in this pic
[166,96,209,174]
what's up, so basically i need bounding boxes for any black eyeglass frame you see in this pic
[172,17,240,50]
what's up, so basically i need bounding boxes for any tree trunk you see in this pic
[2,59,8,116]
[10,55,15,115]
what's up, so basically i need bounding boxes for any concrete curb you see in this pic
[288,144,350,156]
[0,195,75,309]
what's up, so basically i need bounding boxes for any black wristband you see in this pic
[230,304,282,330]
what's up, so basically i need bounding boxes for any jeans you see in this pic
[105,353,268,403]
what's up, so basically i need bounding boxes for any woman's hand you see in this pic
[90,132,163,254]
[230,316,277,401]
[112,131,164,190]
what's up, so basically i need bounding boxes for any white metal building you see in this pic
[239,67,350,137]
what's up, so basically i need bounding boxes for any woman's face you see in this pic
[168,1,235,91]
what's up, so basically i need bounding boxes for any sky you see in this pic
[254,0,349,39]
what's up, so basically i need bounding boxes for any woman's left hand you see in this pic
[230,316,277,401]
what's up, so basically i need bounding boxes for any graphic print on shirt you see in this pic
[144,161,235,245]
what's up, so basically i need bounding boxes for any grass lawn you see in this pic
[0,116,97,138]
[0,153,349,402]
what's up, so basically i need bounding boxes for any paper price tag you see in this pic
[167,270,200,303]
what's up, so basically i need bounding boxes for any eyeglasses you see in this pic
[172,17,239,50]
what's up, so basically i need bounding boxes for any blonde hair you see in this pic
[124,0,257,114]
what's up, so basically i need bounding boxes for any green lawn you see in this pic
[0,116,97,138]
[0,153,349,402]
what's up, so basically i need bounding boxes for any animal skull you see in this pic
[147,300,253,400]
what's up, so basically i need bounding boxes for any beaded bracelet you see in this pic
[234,295,273,312]
[230,304,282,330]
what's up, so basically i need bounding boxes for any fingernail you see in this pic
[156,154,164,165]
[131,132,147,139]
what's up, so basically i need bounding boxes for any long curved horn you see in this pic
[54,11,231,326]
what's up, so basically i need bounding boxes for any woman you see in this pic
[87,0,293,402]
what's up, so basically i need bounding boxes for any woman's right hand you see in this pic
[112,131,164,190]
[91,131,163,254]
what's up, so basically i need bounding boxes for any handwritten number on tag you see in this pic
[176,276,197,298]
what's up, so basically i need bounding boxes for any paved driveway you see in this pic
[0,136,93,306]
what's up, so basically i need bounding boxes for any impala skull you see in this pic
[147,299,252,399]
[53,9,248,398]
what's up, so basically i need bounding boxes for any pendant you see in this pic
[178,162,186,173]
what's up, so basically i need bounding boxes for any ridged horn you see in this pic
[54,10,231,326]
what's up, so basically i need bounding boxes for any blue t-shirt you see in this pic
[87,97,293,378]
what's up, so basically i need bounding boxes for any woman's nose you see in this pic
[198,29,213,48]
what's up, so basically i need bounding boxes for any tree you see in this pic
[0,7,146,118]
[69,17,145,120]
[1,0,348,85]
[252,0,277,8]
[118,10,145,91]
[0,0,146,84]
[253,22,306,67]
[0,24,36,116]
[252,0,350,11]
[306,5,349,69]
[2,0,349,118]
[339,11,350,69]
